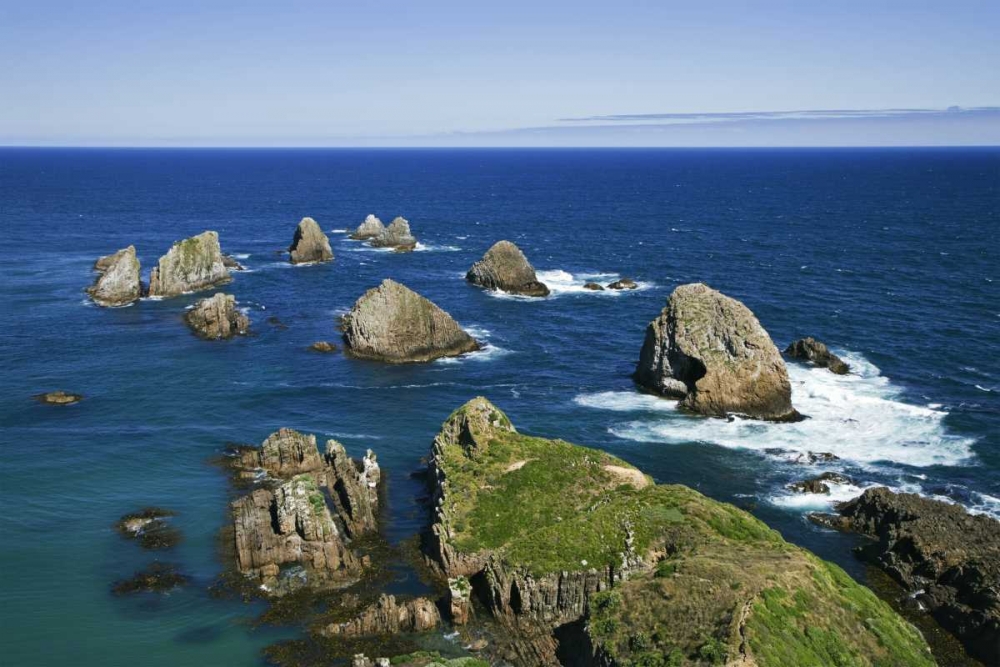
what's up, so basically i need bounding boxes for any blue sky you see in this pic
[2,1,998,146]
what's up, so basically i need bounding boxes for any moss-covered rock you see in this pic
[148,231,231,297]
[427,397,934,667]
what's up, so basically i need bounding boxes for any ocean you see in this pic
[1,147,997,666]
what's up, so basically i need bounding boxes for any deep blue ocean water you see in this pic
[1,147,998,666]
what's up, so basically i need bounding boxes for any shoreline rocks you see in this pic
[370,217,417,252]
[321,594,441,637]
[466,241,549,297]
[34,390,83,405]
[350,214,385,240]
[148,231,231,297]
[87,245,142,306]
[342,279,480,363]
[809,487,1000,664]
[635,283,799,421]
[785,336,850,374]
[184,293,250,339]
[289,217,334,264]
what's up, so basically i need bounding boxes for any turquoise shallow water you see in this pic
[1,147,998,666]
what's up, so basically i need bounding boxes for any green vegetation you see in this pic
[388,651,489,667]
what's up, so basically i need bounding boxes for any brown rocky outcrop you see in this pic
[87,245,142,306]
[222,254,247,271]
[466,241,549,297]
[787,472,852,494]
[809,487,1000,663]
[289,217,334,264]
[634,283,799,421]
[321,594,441,637]
[370,216,417,252]
[785,337,850,374]
[184,293,249,339]
[309,341,338,353]
[583,282,604,291]
[148,231,231,297]
[34,390,83,405]
[607,278,637,290]
[350,214,386,240]
[342,279,480,363]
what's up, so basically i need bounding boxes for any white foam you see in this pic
[577,351,976,469]
[769,480,873,511]
[435,325,510,364]
[330,228,349,233]
[232,253,250,259]
[482,269,653,300]
[574,391,677,413]
[413,242,461,252]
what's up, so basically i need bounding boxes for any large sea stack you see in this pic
[635,283,798,421]
[289,217,333,264]
[350,214,385,240]
[148,231,230,298]
[184,293,249,339]
[87,245,142,307]
[370,216,417,252]
[466,240,549,297]
[810,487,1000,664]
[341,279,479,363]
[425,397,933,666]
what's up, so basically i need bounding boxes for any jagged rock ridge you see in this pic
[184,293,249,339]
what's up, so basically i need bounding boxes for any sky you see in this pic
[1,0,999,146]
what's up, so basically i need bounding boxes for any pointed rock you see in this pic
[342,279,479,363]
[289,217,333,264]
[184,293,249,339]
[370,216,417,252]
[635,283,798,421]
[350,214,385,240]
[87,245,142,306]
[148,231,230,297]
[466,240,549,296]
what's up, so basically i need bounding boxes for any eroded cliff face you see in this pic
[425,397,934,667]
[228,428,381,595]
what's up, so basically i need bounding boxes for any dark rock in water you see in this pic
[184,293,250,339]
[115,508,182,550]
[289,217,334,264]
[635,283,799,421]
[768,449,840,464]
[787,472,853,494]
[320,594,441,637]
[466,240,549,297]
[370,216,417,252]
[809,487,1000,664]
[34,390,83,405]
[350,214,386,240]
[266,316,289,330]
[607,277,638,290]
[309,341,338,353]
[785,337,850,374]
[88,245,142,307]
[583,282,604,291]
[148,231,231,298]
[228,428,382,595]
[222,254,246,271]
[342,279,480,363]
[112,562,189,595]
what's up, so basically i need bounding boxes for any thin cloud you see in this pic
[558,107,1000,125]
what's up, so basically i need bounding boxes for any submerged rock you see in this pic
[309,341,338,353]
[342,279,479,363]
[34,390,83,405]
[785,336,850,374]
[87,245,142,307]
[350,214,385,240]
[466,241,549,297]
[266,316,289,330]
[809,487,1000,664]
[111,562,189,595]
[370,216,417,252]
[607,277,638,290]
[148,231,231,298]
[321,594,441,637]
[115,508,182,550]
[184,293,249,339]
[289,217,334,264]
[635,283,799,421]
[426,397,932,667]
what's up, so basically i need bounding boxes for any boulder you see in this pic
[787,472,852,494]
[321,594,441,637]
[810,488,1000,664]
[350,214,385,240]
[466,240,549,297]
[785,337,850,374]
[87,245,142,306]
[583,282,604,291]
[289,217,334,264]
[342,279,480,363]
[635,283,799,421]
[148,231,231,297]
[370,216,417,252]
[607,277,638,290]
[34,390,83,405]
[184,293,249,339]
[309,341,338,353]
